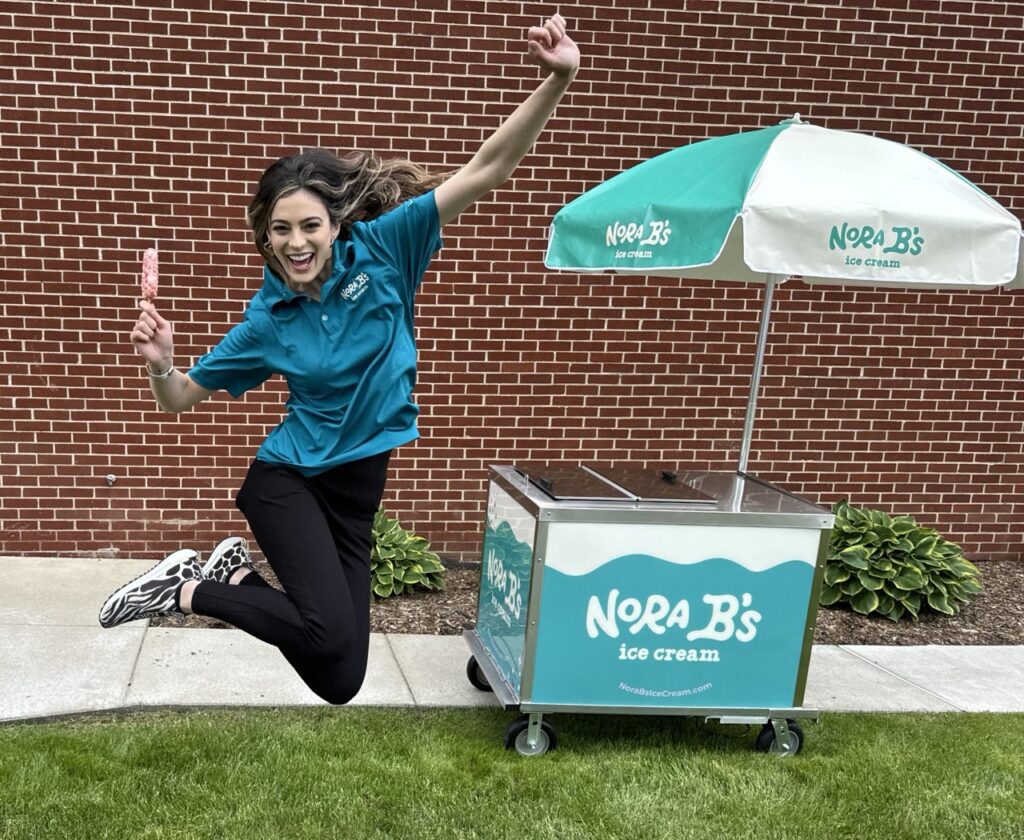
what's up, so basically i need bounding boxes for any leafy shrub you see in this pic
[820,499,982,621]
[370,508,446,599]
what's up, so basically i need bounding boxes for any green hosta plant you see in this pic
[820,500,982,621]
[371,508,446,599]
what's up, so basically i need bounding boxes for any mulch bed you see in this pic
[156,559,1023,646]
[812,559,1024,646]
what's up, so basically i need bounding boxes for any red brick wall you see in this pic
[2,1,1022,562]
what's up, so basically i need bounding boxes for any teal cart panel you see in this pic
[475,481,536,692]
[528,521,821,709]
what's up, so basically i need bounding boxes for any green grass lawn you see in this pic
[1,708,1021,839]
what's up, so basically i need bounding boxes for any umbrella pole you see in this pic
[736,275,781,475]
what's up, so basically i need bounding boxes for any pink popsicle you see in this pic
[141,248,159,300]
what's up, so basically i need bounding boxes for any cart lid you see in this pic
[512,464,632,501]
[512,464,715,504]
[590,465,716,504]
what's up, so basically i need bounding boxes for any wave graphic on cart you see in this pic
[530,554,816,709]
[543,522,820,576]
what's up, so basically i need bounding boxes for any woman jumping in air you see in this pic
[99,15,580,705]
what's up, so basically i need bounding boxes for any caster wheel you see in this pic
[504,716,557,757]
[754,720,804,756]
[466,656,492,692]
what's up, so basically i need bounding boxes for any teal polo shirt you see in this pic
[188,190,442,476]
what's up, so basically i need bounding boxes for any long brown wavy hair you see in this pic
[247,149,449,271]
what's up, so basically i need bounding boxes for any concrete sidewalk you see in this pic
[2,556,1023,724]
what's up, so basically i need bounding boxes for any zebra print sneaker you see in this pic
[200,536,254,584]
[98,549,202,628]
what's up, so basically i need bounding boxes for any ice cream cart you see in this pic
[464,463,833,756]
[463,117,1021,756]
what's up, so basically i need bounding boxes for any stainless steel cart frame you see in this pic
[464,464,834,757]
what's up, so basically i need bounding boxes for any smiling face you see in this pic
[267,189,341,293]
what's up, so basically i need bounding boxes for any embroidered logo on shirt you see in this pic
[341,272,370,302]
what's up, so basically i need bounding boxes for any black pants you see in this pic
[191,452,390,705]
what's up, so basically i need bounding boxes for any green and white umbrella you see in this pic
[545,116,1023,471]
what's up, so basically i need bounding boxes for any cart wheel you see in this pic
[466,656,492,692]
[504,717,558,757]
[754,720,804,757]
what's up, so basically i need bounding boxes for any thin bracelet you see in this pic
[146,362,175,380]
